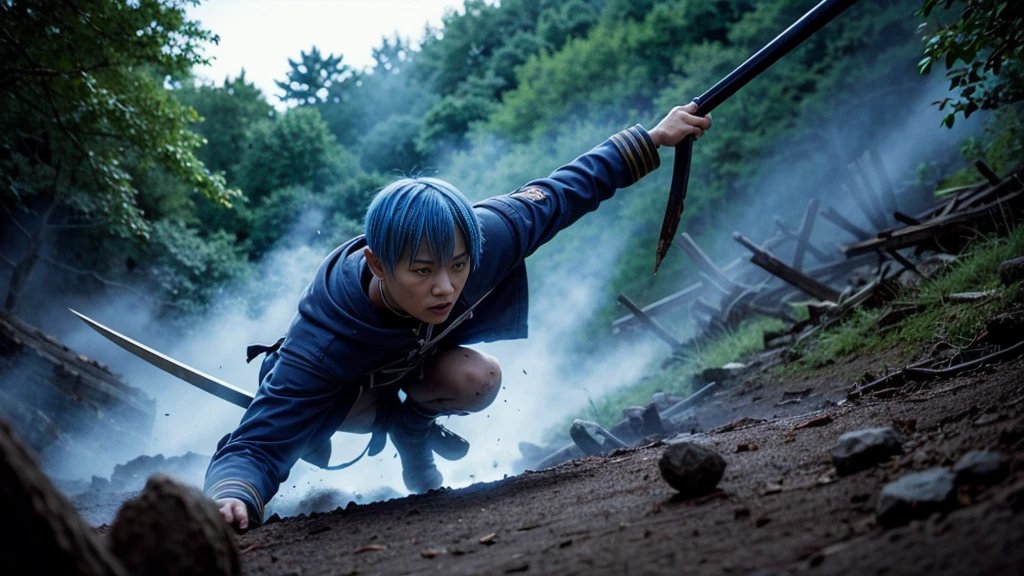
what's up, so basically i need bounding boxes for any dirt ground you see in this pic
[226,349,1024,576]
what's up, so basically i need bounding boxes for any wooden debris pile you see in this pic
[613,159,1024,355]
[0,312,154,471]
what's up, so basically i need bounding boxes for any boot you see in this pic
[389,400,471,493]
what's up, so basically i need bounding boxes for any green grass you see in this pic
[567,316,784,430]
[785,225,1024,373]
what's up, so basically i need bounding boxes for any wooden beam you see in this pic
[616,293,682,348]
[821,207,872,240]
[843,188,1023,257]
[733,232,841,302]
[792,197,820,272]
[868,148,899,216]
[676,233,743,290]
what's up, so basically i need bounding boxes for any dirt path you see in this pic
[232,355,1024,576]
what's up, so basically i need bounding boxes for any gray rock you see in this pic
[876,467,957,526]
[665,409,702,435]
[609,416,644,447]
[831,427,904,476]
[658,442,727,497]
[569,420,627,456]
[535,443,584,470]
[640,403,665,436]
[651,393,684,414]
[999,256,1024,286]
[953,450,1009,485]
[621,406,645,420]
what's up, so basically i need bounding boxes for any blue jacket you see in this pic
[204,125,661,523]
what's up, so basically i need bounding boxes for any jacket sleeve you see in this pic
[476,124,660,265]
[203,347,358,526]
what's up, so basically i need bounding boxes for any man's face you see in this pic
[385,230,470,325]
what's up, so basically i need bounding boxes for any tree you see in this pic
[0,0,237,313]
[275,46,354,106]
[176,71,275,184]
[919,0,1024,127]
[236,107,358,203]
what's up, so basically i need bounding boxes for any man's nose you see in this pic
[433,272,455,296]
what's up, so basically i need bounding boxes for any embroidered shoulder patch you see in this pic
[511,186,547,202]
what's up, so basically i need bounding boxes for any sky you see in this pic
[186,0,463,106]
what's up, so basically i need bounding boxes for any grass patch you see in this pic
[572,316,784,430]
[785,225,1024,374]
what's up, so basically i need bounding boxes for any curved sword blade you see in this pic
[69,308,253,409]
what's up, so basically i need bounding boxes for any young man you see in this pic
[207,104,711,529]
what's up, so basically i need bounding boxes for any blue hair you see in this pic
[364,177,482,276]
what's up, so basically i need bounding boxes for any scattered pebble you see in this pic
[831,427,904,476]
[876,467,957,526]
[735,442,759,453]
[659,442,727,497]
[975,413,1003,426]
[953,450,1009,486]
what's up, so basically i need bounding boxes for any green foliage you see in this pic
[143,219,250,315]
[788,225,1024,373]
[576,317,783,428]
[919,0,1024,127]
[0,0,237,237]
[359,114,425,175]
[236,107,358,202]
[176,71,275,184]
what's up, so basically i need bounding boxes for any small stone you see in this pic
[831,427,904,476]
[658,442,727,497]
[876,467,957,526]
[953,450,1009,486]
[975,413,1002,426]
[999,256,1024,286]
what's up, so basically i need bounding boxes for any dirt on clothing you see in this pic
[229,353,1024,576]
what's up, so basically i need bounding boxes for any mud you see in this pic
[226,354,1024,575]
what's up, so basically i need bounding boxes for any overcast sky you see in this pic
[186,0,463,106]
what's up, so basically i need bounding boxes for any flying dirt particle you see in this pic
[354,544,387,554]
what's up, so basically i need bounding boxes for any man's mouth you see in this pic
[428,302,453,315]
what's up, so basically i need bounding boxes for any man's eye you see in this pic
[414,268,431,275]
[452,261,467,270]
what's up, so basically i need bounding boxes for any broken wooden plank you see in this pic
[733,232,841,302]
[773,217,832,264]
[868,148,899,216]
[792,198,820,271]
[612,233,790,331]
[975,159,1000,186]
[677,232,744,290]
[843,188,1023,257]
[821,207,872,241]
[616,293,682,348]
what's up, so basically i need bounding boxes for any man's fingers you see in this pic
[681,102,698,114]
[233,501,249,530]
[218,499,249,530]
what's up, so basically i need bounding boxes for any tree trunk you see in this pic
[4,198,56,313]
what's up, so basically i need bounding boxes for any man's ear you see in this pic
[364,247,387,279]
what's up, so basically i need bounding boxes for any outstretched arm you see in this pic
[474,103,711,268]
[204,350,360,529]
